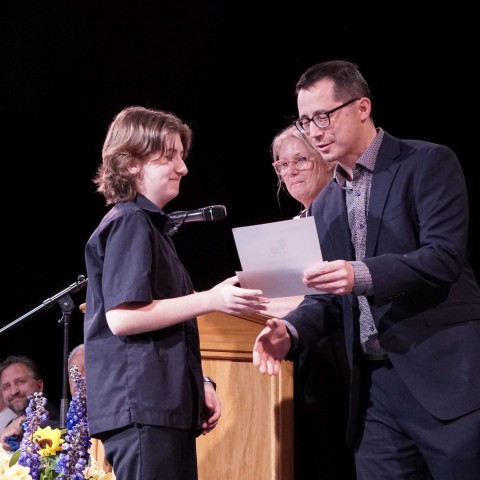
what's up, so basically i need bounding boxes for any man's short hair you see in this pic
[0,355,42,382]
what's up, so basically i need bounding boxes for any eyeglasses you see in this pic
[294,98,360,134]
[272,156,311,175]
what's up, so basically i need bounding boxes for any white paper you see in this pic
[233,217,323,297]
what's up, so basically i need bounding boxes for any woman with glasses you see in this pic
[266,125,333,314]
[271,125,333,218]
[266,125,356,480]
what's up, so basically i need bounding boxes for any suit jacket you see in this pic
[284,131,480,444]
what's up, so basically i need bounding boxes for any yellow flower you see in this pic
[0,463,32,480]
[32,426,64,456]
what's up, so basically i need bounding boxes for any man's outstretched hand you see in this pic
[252,318,292,376]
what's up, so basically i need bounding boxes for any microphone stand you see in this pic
[58,293,75,429]
[0,275,88,428]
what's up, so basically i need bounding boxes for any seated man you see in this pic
[0,354,60,451]
[67,344,85,396]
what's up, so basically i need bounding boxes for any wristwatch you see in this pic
[203,376,217,391]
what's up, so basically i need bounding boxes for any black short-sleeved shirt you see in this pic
[84,194,204,437]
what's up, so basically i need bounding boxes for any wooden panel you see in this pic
[198,311,270,359]
[197,312,294,480]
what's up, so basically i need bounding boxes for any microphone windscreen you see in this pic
[207,205,227,221]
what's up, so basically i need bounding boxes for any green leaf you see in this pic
[8,448,21,467]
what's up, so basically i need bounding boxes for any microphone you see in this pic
[167,205,227,225]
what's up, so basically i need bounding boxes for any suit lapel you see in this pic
[311,181,354,261]
[366,133,401,257]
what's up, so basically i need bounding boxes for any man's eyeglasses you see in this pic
[294,98,360,135]
[272,156,311,175]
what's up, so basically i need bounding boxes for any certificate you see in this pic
[232,216,323,297]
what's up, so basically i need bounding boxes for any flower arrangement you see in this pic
[0,366,113,480]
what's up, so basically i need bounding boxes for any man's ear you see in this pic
[358,97,371,120]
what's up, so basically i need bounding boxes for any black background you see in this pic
[1,2,476,404]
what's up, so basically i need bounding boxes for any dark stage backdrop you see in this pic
[1,2,476,405]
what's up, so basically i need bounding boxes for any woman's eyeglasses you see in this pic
[272,156,311,175]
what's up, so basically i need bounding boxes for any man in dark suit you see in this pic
[252,60,480,480]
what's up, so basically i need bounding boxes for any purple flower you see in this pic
[17,392,48,480]
[56,365,91,479]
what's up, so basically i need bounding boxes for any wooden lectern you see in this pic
[196,311,294,480]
